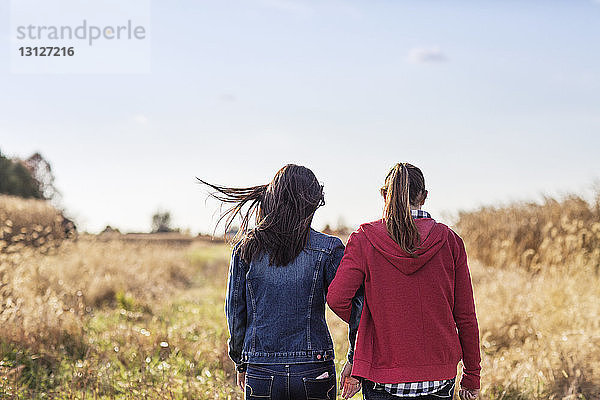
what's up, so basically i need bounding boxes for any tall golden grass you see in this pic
[455,194,600,273]
[456,193,600,399]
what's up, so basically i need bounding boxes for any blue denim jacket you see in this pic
[226,229,362,366]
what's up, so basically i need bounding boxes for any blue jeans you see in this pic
[245,361,336,400]
[362,379,455,400]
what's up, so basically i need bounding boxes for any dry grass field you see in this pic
[455,195,600,274]
[0,193,599,399]
[0,195,75,254]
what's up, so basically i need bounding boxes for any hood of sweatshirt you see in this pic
[360,218,449,275]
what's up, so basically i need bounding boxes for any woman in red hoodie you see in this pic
[327,163,481,400]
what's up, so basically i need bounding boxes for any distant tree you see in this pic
[0,150,44,198]
[23,152,59,200]
[336,216,350,233]
[151,210,173,233]
[101,225,121,234]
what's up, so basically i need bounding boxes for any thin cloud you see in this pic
[132,114,149,125]
[219,94,237,103]
[408,47,448,64]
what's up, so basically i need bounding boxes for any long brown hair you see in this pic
[197,164,324,266]
[381,163,426,256]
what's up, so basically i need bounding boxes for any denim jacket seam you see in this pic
[243,349,334,356]
[306,234,335,351]
[246,279,257,352]
[306,250,323,350]
[305,246,333,254]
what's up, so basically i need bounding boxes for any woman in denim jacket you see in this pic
[199,164,361,400]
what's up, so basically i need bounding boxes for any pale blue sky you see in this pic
[1,0,599,233]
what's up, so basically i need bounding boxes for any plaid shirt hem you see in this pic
[374,378,455,397]
[375,209,454,397]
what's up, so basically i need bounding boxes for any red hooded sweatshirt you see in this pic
[327,218,481,390]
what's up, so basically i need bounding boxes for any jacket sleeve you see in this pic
[326,231,366,323]
[452,233,482,390]
[347,285,364,363]
[323,236,364,364]
[225,245,247,367]
[323,237,345,296]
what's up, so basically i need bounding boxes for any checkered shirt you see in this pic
[374,378,455,397]
[374,209,454,397]
[410,209,431,219]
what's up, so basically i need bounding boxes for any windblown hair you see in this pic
[381,163,426,256]
[197,164,324,266]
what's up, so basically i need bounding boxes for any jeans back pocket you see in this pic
[245,374,274,399]
[303,374,335,400]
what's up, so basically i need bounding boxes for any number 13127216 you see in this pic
[19,47,75,56]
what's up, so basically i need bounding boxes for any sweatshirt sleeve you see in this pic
[452,233,482,390]
[326,231,366,323]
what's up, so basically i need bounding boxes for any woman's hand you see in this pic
[236,371,246,392]
[459,388,479,400]
[339,362,361,399]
